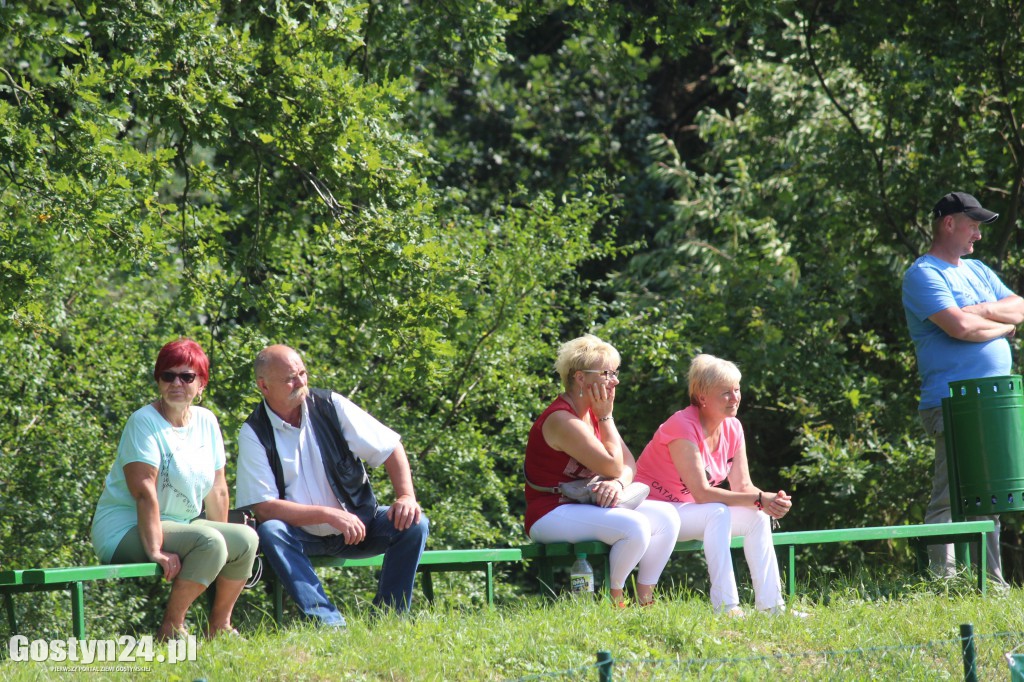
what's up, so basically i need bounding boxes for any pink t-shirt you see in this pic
[635,405,744,503]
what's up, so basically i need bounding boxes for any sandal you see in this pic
[204,626,242,640]
[156,625,190,642]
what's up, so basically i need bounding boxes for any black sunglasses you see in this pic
[159,371,198,384]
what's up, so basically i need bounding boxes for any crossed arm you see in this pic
[930,294,1024,342]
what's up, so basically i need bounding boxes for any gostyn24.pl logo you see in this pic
[8,634,198,664]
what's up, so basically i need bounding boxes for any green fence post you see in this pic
[596,650,613,682]
[960,623,977,682]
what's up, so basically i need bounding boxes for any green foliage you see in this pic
[607,10,1021,534]
[0,0,614,634]
[4,0,1024,637]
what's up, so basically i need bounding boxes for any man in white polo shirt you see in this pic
[235,344,428,627]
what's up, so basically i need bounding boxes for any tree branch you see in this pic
[0,67,29,106]
[803,2,918,257]
[990,26,1024,266]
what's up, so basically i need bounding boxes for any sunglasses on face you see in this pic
[159,371,198,384]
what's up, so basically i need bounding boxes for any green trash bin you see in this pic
[941,375,1024,520]
[1010,653,1024,682]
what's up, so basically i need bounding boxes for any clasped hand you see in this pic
[762,490,793,519]
[591,480,621,508]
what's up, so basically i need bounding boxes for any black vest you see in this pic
[245,388,378,524]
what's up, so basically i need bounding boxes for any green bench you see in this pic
[1,570,27,638]
[2,522,993,636]
[0,563,164,639]
[267,548,523,624]
[521,520,997,597]
[1,548,525,637]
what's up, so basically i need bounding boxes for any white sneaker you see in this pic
[989,580,1011,596]
[766,605,810,618]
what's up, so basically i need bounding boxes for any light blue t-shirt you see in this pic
[902,254,1014,410]
[91,404,226,563]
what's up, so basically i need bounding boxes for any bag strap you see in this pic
[523,465,561,494]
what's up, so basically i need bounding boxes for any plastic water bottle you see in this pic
[569,553,594,594]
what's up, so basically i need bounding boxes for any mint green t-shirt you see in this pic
[91,404,226,563]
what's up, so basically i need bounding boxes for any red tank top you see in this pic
[523,396,599,534]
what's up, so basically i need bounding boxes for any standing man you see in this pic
[902,191,1024,586]
[236,344,428,627]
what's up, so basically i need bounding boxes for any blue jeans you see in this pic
[258,507,429,626]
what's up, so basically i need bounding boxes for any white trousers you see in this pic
[529,500,680,589]
[669,501,783,612]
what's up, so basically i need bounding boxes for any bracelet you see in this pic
[598,416,614,422]
[754,491,763,510]
[613,479,625,489]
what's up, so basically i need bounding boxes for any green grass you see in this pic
[3,574,1024,681]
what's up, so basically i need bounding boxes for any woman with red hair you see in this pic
[91,338,258,640]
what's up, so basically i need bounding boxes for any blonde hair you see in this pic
[688,354,741,406]
[554,334,620,393]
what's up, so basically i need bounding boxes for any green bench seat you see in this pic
[1,563,163,639]
[2,548,525,637]
[268,548,524,624]
[2,522,993,636]
[522,520,996,596]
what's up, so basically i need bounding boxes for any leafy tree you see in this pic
[608,2,1024,579]
[0,0,612,631]
[6,0,1024,636]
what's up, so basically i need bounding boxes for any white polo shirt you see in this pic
[235,392,400,536]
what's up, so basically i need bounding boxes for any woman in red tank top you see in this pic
[523,335,679,606]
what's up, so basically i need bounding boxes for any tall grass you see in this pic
[3,572,1023,681]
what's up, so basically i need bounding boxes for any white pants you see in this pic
[670,501,783,612]
[529,500,680,589]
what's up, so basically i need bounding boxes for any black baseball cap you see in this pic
[931,192,999,223]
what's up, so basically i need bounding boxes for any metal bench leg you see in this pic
[4,592,17,636]
[913,542,928,577]
[272,576,284,625]
[71,582,86,639]
[422,570,435,603]
[978,533,987,595]
[485,563,494,606]
[787,546,796,598]
[537,560,555,596]
[954,538,970,573]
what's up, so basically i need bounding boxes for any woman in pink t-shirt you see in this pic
[636,354,802,617]
[524,335,679,606]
